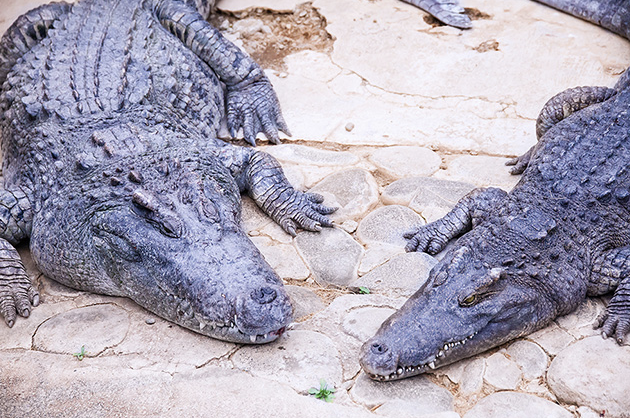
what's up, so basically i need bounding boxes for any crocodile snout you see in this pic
[359,338,398,377]
[251,286,277,304]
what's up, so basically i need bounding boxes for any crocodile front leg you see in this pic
[404,187,506,254]
[0,189,37,328]
[0,241,38,328]
[152,0,289,146]
[216,146,335,236]
[590,246,630,344]
[597,277,630,344]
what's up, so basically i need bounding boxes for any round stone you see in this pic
[285,285,326,320]
[463,392,572,418]
[341,306,395,342]
[33,304,129,356]
[483,352,522,390]
[369,146,442,179]
[231,330,343,392]
[356,205,424,247]
[547,336,630,417]
[295,227,364,286]
[352,252,437,297]
[309,168,379,222]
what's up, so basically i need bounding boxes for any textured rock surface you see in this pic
[33,304,129,356]
[463,392,574,418]
[309,168,380,222]
[369,146,442,179]
[351,252,437,296]
[547,337,630,418]
[356,205,424,247]
[350,372,455,413]
[2,0,628,416]
[483,352,522,390]
[295,228,364,286]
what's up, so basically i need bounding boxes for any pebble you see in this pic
[145,318,156,325]
[231,330,343,392]
[505,340,548,380]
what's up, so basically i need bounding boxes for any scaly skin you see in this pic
[361,0,630,380]
[0,0,334,344]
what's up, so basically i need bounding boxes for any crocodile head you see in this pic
[30,155,292,344]
[360,212,585,380]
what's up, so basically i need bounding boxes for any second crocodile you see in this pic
[361,0,630,380]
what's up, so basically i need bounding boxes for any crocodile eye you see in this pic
[460,294,478,307]
[148,217,182,238]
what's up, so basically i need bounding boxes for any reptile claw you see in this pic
[226,77,288,146]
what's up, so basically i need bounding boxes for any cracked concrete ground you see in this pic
[1,0,630,417]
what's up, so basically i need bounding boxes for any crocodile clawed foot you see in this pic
[275,192,337,237]
[0,272,39,328]
[227,78,290,146]
[595,310,630,345]
[505,148,533,175]
[403,224,448,254]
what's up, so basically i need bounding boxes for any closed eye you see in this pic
[147,216,182,238]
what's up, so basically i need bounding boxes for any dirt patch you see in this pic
[210,2,334,71]
[473,39,500,52]
[423,7,491,28]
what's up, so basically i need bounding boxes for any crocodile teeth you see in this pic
[199,318,207,330]
[397,368,403,375]
[428,361,436,369]
[263,333,268,340]
[250,335,257,343]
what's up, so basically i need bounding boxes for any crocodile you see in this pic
[360,0,630,380]
[0,0,335,344]
[404,0,630,32]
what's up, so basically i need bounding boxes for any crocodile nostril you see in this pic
[251,286,277,304]
[371,342,389,355]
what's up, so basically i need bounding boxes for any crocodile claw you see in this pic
[0,268,39,328]
[226,77,290,146]
[404,223,449,254]
[596,309,630,345]
[505,147,533,175]
[274,192,337,237]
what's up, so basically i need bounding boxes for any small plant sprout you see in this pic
[358,286,370,294]
[308,378,336,403]
[73,345,86,361]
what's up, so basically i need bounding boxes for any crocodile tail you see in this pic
[534,0,630,40]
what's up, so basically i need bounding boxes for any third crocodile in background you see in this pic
[361,0,630,381]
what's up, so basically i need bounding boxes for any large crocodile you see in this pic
[360,0,630,380]
[0,0,335,344]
